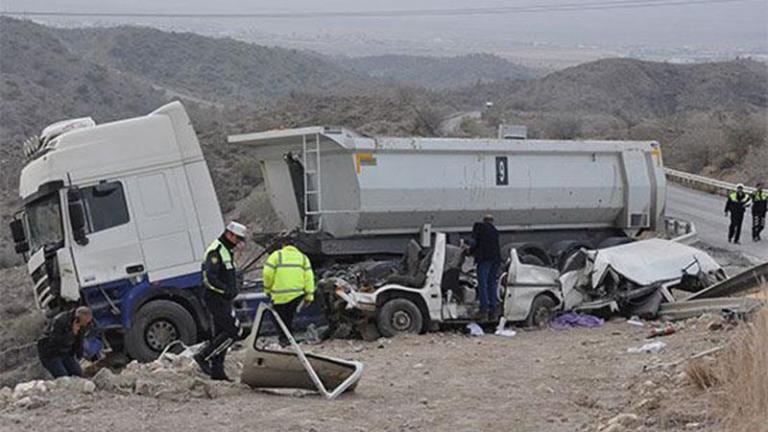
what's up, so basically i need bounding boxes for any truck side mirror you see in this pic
[67,188,89,246]
[10,219,30,254]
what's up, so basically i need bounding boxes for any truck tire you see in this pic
[597,236,634,249]
[125,300,197,362]
[376,298,424,338]
[525,295,556,329]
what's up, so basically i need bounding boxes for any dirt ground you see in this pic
[0,313,741,432]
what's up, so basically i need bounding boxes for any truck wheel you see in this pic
[125,300,197,362]
[376,298,424,338]
[525,295,556,329]
[597,236,634,249]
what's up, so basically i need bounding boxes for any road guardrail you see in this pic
[665,167,756,197]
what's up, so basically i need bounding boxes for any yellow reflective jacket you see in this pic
[263,246,315,305]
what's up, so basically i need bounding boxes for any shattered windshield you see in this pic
[25,193,63,253]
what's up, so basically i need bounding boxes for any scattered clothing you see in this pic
[466,322,485,336]
[550,312,605,329]
[627,341,667,354]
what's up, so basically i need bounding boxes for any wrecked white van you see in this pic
[321,233,726,337]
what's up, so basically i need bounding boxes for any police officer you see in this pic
[725,184,751,244]
[263,238,315,346]
[751,182,767,242]
[194,222,247,381]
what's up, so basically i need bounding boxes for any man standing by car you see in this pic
[725,184,751,244]
[37,306,92,378]
[194,222,247,381]
[263,237,315,346]
[470,214,502,321]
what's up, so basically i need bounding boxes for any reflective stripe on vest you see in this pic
[203,239,233,294]
[753,191,767,201]
[729,192,749,203]
[267,247,312,304]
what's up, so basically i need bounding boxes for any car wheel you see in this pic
[376,298,424,338]
[525,295,556,328]
[125,300,197,362]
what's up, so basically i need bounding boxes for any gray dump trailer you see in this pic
[229,126,667,265]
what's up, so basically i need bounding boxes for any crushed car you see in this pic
[317,233,736,338]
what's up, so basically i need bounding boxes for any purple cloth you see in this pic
[550,312,604,330]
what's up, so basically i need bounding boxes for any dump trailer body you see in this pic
[229,127,666,242]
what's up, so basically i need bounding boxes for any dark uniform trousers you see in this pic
[198,291,244,371]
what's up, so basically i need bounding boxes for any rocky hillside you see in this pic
[0,17,171,266]
[450,58,768,183]
[336,53,538,89]
[456,58,767,118]
[58,26,375,106]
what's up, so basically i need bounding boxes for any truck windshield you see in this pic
[25,193,64,253]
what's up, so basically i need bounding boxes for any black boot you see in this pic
[193,353,212,376]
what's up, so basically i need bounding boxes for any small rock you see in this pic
[376,338,390,349]
[413,363,424,369]
[685,422,702,429]
[14,396,48,410]
[707,320,724,331]
[607,413,640,428]
[352,345,365,353]
[13,380,48,400]
[92,368,117,391]
[600,424,626,432]
[419,398,428,405]
[0,386,12,405]
[634,397,659,411]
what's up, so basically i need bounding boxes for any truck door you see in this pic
[70,181,146,286]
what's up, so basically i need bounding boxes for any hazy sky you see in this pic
[3,0,767,52]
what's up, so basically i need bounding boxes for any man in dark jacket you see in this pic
[194,222,247,381]
[725,184,751,244]
[37,306,92,378]
[470,214,502,321]
[751,182,767,241]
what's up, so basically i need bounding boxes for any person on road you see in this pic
[37,306,92,378]
[263,238,315,346]
[751,182,767,242]
[194,221,247,381]
[470,214,502,321]
[725,184,751,244]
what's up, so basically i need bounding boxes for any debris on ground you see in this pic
[627,341,668,354]
[550,312,605,329]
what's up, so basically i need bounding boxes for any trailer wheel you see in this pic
[125,300,197,362]
[525,295,556,329]
[377,298,424,338]
[520,254,546,266]
[597,236,634,249]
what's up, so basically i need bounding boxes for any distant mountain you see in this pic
[460,58,768,119]
[336,53,538,89]
[58,26,375,106]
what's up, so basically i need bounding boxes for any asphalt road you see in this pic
[667,184,767,264]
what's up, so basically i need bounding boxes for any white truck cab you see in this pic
[10,102,224,361]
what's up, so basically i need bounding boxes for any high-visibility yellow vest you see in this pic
[729,192,750,204]
[203,239,234,295]
[263,246,315,305]
[752,191,767,202]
